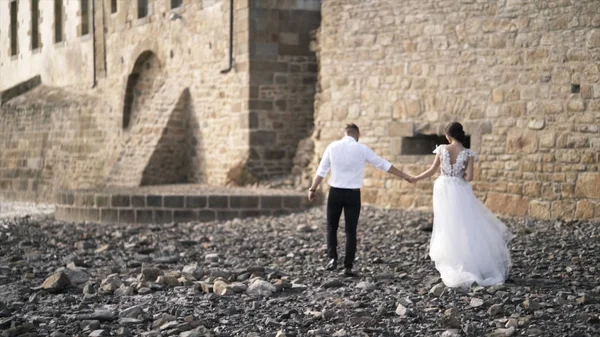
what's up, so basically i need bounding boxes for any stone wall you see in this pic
[245,0,321,179]
[0,0,320,203]
[314,0,600,220]
[0,86,112,202]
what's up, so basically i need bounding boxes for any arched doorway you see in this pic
[122,51,161,130]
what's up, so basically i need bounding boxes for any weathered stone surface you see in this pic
[575,173,600,199]
[485,193,529,217]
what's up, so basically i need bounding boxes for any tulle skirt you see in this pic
[430,176,514,288]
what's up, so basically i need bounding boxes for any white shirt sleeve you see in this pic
[364,145,392,172]
[316,144,332,178]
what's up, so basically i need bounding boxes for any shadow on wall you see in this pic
[141,89,206,185]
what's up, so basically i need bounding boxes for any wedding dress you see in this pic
[429,145,514,288]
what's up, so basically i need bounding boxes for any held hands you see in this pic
[405,175,418,184]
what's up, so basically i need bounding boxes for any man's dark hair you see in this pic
[345,123,360,134]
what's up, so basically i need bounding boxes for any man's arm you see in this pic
[388,165,414,182]
[308,145,331,201]
[365,146,414,182]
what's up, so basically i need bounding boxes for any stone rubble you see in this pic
[0,207,598,336]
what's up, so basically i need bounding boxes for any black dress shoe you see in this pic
[325,259,337,271]
[343,268,359,277]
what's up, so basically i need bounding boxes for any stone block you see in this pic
[96,195,109,208]
[283,196,303,209]
[550,200,576,220]
[154,210,173,224]
[528,201,550,219]
[217,211,240,221]
[575,200,596,219]
[575,173,600,199]
[164,196,185,208]
[136,210,154,224]
[85,209,100,222]
[240,210,263,218]
[506,128,538,153]
[112,195,131,208]
[485,192,528,217]
[197,210,216,222]
[261,196,282,209]
[186,196,207,208]
[119,210,135,224]
[101,209,119,224]
[131,196,145,207]
[174,210,198,223]
[209,196,229,208]
[230,196,259,208]
[388,121,414,137]
[66,193,75,206]
[147,195,162,207]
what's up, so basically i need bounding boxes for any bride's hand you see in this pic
[407,176,418,184]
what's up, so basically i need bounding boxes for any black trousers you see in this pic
[327,187,361,269]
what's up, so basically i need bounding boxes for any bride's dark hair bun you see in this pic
[445,122,467,145]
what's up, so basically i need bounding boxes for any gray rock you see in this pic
[441,330,461,337]
[141,263,162,282]
[395,304,412,317]
[205,253,219,262]
[100,274,122,294]
[181,263,204,280]
[89,330,109,337]
[355,281,376,291]
[488,304,503,316]
[470,298,484,307]
[488,327,516,337]
[246,279,277,297]
[42,271,71,292]
[321,279,344,288]
[429,283,445,297]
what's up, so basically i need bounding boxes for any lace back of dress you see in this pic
[439,146,472,178]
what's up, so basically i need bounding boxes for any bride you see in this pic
[411,122,514,288]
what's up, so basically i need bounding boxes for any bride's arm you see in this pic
[464,156,474,182]
[413,154,441,182]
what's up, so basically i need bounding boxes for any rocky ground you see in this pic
[0,205,598,337]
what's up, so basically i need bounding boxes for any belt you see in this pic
[330,186,360,191]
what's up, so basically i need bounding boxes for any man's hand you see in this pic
[406,175,417,184]
[308,190,317,202]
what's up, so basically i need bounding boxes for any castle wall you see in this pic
[245,0,321,179]
[314,0,600,220]
[0,0,252,201]
[0,87,112,202]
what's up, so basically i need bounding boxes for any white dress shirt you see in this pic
[316,136,392,189]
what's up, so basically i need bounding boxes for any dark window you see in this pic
[138,0,148,18]
[55,0,63,43]
[31,0,40,49]
[10,0,18,56]
[81,0,90,36]
[401,135,458,155]
[111,0,118,13]
[171,0,183,9]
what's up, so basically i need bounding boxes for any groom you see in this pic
[307,123,414,276]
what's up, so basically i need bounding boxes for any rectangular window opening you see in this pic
[32,0,40,49]
[138,0,148,19]
[171,0,183,9]
[401,134,472,155]
[111,0,118,13]
[10,0,18,56]
[55,0,63,43]
[81,0,90,36]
